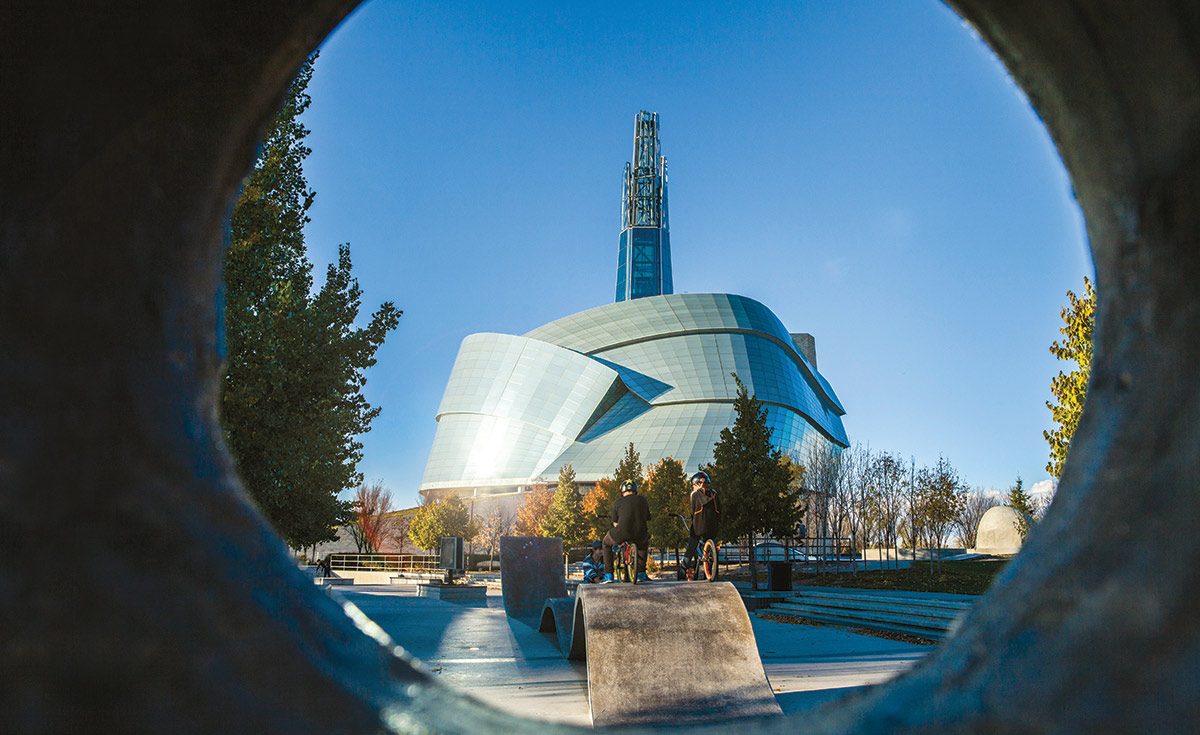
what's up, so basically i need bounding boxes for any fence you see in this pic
[328,553,439,573]
[715,536,851,564]
[565,536,854,575]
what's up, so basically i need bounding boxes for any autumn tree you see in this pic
[473,507,513,567]
[1045,277,1095,478]
[348,480,394,553]
[581,478,617,540]
[408,495,477,551]
[221,55,401,549]
[514,482,554,536]
[541,465,589,549]
[644,457,689,562]
[912,457,967,550]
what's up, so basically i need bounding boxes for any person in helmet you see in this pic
[601,479,652,583]
[683,471,720,574]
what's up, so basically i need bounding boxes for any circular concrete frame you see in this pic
[2,1,1197,732]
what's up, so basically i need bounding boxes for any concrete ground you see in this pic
[339,584,933,727]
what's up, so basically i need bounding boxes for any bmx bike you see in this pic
[612,540,639,584]
[672,514,718,581]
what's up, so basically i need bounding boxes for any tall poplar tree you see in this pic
[1044,277,1095,477]
[614,443,644,489]
[644,457,689,562]
[222,55,401,549]
[542,464,589,549]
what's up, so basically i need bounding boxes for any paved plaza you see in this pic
[340,585,933,727]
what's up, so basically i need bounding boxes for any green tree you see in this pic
[221,55,401,549]
[709,374,799,587]
[514,483,554,536]
[1044,277,1095,478]
[1007,476,1036,540]
[408,495,478,551]
[614,442,644,489]
[779,454,808,532]
[644,457,689,561]
[542,465,589,548]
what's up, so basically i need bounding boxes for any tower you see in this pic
[615,111,673,302]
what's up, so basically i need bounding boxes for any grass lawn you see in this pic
[721,559,1012,595]
[788,560,1011,596]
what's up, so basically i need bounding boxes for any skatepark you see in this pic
[341,583,931,727]
[334,537,935,727]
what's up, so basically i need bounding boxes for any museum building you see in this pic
[418,112,848,511]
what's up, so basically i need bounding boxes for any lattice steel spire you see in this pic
[615,111,673,302]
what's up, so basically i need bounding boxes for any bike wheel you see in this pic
[703,539,718,581]
[628,543,639,584]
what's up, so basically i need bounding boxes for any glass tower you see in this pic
[615,111,673,302]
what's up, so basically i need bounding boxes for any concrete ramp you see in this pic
[538,596,586,660]
[500,536,565,620]
[541,582,781,727]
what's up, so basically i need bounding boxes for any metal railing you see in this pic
[328,553,439,573]
[714,536,852,563]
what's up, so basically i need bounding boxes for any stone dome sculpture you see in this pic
[974,505,1030,555]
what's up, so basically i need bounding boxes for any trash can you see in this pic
[767,561,792,591]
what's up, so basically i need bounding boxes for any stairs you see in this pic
[757,586,977,641]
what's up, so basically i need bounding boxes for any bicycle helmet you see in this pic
[691,471,711,484]
[620,479,638,494]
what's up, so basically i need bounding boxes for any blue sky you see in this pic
[299,0,1091,508]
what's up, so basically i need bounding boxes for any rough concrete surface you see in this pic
[540,596,587,660]
[576,582,782,727]
[973,506,1026,555]
[340,584,930,727]
[501,536,567,620]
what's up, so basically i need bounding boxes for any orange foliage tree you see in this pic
[350,480,394,553]
[514,482,553,536]
[581,477,619,541]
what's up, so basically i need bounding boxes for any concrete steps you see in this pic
[758,586,976,641]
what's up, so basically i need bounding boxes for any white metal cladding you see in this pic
[419,293,848,493]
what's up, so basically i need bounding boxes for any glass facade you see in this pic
[420,293,848,498]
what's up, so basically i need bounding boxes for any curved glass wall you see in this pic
[420,293,848,496]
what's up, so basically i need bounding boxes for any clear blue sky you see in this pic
[299,0,1091,508]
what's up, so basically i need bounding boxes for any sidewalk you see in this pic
[338,584,933,726]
